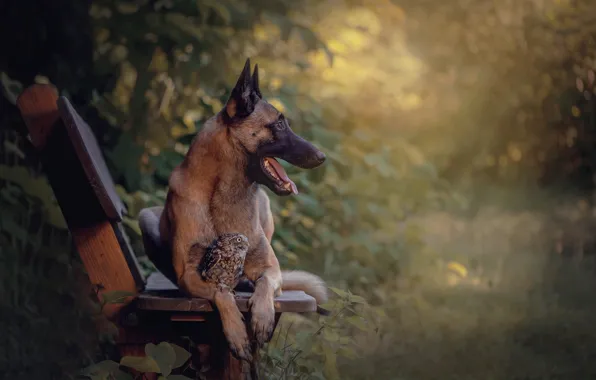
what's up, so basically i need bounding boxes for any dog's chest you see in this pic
[209,188,259,237]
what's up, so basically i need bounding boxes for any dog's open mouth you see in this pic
[261,157,298,194]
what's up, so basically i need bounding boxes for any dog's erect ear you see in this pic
[225,58,260,119]
[252,64,262,99]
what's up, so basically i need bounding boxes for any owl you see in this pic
[198,233,250,292]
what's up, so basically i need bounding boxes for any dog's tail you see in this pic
[281,270,329,314]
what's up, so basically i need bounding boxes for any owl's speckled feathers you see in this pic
[198,233,249,291]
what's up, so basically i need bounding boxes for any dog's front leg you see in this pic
[244,236,282,346]
[168,198,252,361]
[179,268,252,362]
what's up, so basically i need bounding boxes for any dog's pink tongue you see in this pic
[265,157,298,194]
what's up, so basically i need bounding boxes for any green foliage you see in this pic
[261,288,382,380]
[390,0,596,190]
[80,342,192,380]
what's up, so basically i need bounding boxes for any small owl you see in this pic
[198,233,249,292]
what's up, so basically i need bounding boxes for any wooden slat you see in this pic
[112,222,146,290]
[138,272,317,313]
[16,84,60,149]
[58,97,126,221]
[71,222,139,319]
[170,314,207,322]
[137,291,316,313]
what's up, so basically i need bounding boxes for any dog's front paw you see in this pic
[217,297,252,362]
[223,314,252,362]
[228,335,252,362]
[248,293,275,346]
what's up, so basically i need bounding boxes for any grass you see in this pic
[345,282,596,380]
[337,204,596,380]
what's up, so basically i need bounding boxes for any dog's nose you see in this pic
[315,150,326,163]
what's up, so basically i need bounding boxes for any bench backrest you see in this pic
[16,84,144,319]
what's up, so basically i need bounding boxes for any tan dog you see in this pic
[154,59,328,360]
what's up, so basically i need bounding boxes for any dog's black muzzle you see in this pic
[257,126,326,169]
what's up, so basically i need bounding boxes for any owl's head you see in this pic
[219,233,250,255]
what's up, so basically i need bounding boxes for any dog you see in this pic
[140,59,328,361]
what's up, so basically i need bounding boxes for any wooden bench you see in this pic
[16,84,317,380]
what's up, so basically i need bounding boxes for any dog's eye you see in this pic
[274,121,286,131]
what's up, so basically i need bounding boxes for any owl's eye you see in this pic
[236,237,242,243]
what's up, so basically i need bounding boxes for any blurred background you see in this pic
[3,0,596,379]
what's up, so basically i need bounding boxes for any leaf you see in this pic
[266,346,284,363]
[0,71,23,105]
[146,342,177,376]
[4,140,25,159]
[346,316,369,332]
[318,300,340,313]
[102,290,136,305]
[120,356,161,373]
[328,287,349,298]
[122,216,142,236]
[294,330,311,347]
[322,344,340,380]
[373,308,387,319]
[323,328,340,342]
[338,346,359,360]
[170,343,192,369]
[349,294,367,304]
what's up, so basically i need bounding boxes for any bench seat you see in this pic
[138,271,316,313]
